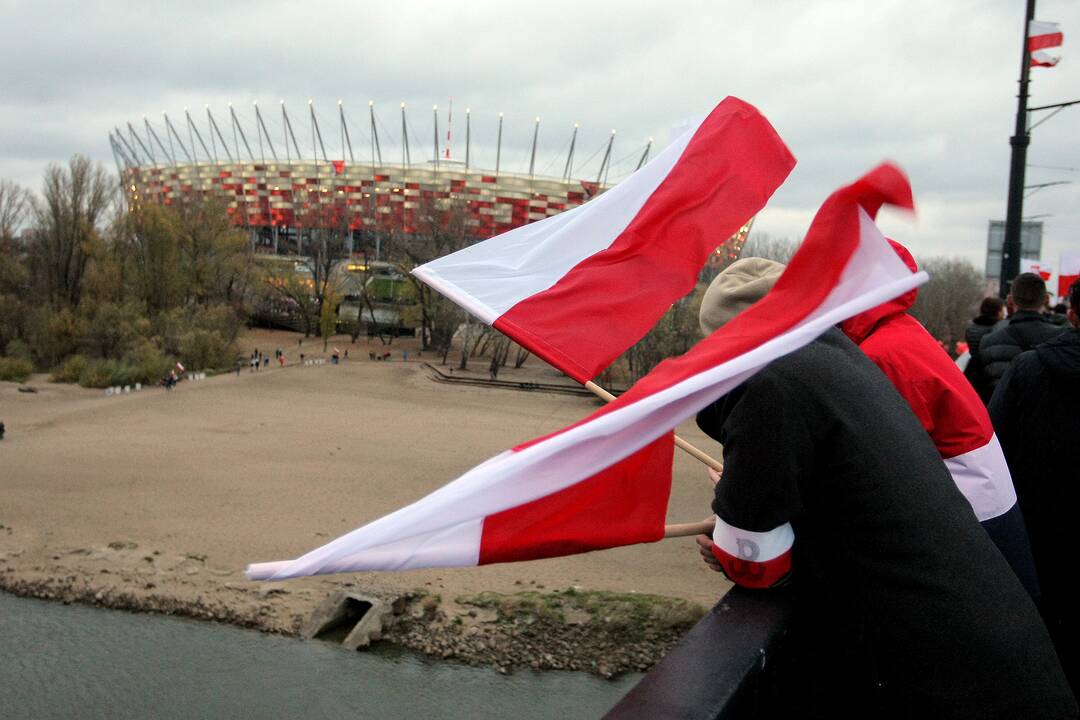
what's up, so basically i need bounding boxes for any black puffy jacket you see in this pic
[963,316,1003,403]
[978,310,1065,393]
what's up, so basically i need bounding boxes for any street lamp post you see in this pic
[1000,0,1037,298]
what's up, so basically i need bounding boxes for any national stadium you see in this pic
[108,100,750,263]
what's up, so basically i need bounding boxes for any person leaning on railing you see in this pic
[692,259,1075,719]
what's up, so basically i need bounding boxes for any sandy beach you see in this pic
[0,329,729,672]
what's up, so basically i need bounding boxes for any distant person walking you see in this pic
[963,296,1005,403]
[978,273,1066,396]
[990,279,1080,695]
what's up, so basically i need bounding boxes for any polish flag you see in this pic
[1060,252,1080,298]
[411,97,796,383]
[1028,21,1064,51]
[1020,258,1053,282]
[1031,50,1061,67]
[246,163,924,581]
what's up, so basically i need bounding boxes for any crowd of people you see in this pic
[695,252,1080,718]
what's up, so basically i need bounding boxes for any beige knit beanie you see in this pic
[699,257,786,335]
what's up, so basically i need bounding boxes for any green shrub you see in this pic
[0,356,35,382]
[124,339,174,382]
[77,358,145,388]
[178,328,231,370]
[4,338,32,361]
[51,355,89,384]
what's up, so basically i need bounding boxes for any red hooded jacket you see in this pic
[840,241,1038,595]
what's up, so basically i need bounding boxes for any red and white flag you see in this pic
[1020,258,1053,282]
[411,97,796,383]
[246,163,925,580]
[1031,51,1060,67]
[1060,252,1080,297]
[1029,20,1064,67]
[1029,20,1064,51]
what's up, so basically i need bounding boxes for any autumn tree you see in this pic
[173,197,254,308]
[28,155,113,307]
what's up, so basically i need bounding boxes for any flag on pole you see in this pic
[1060,252,1080,297]
[1031,51,1061,67]
[1029,21,1064,51]
[1029,21,1064,67]
[246,163,925,581]
[1020,258,1053,282]
[411,97,796,383]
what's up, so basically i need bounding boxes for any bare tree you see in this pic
[909,256,984,353]
[393,196,472,357]
[294,200,351,331]
[741,232,800,264]
[29,156,113,307]
[0,179,29,241]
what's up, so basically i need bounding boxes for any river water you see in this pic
[0,593,638,719]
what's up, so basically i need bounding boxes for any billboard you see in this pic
[985,220,1043,280]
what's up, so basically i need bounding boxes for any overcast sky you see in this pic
[2,0,1077,274]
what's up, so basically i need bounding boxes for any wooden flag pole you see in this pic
[663,519,716,538]
[583,381,724,472]
[583,380,720,540]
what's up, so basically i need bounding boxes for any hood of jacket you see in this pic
[1035,328,1080,379]
[841,239,919,344]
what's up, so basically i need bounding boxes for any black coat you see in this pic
[979,310,1066,394]
[697,329,1075,719]
[990,327,1080,692]
[963,316,1002,403]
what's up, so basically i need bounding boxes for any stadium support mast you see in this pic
[145,116,175,166]
[444,98,453,160]
[635,138,652,171]
[309,100,328,163]
[280,101,303,162]
[163,112,192,164]
[116,126,144,165]
[109,133,134,169]
[495,112,503,178]
[185,108,212,163]
[401,103,411,169]
[127,122,154,164]
[528,117,540,179]
[228,103,255,161]
[206,107,234,162]
[339,101,354,163]
[369,101,382,165]
[433,105,439,171]
[563,123,578,182]
[254,102,278,162]
[596,129,615,185]
[465,107,471,171]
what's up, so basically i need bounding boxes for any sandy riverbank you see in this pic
[0,329,729,675]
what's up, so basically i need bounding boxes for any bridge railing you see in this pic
[602,587,796,720]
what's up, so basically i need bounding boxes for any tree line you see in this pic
[0,156,253,386]
[0,157,988,389]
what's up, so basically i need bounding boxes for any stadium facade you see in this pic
[108,101,750,262]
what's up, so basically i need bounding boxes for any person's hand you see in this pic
[706,466,722,488]
[696,534,727,575]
